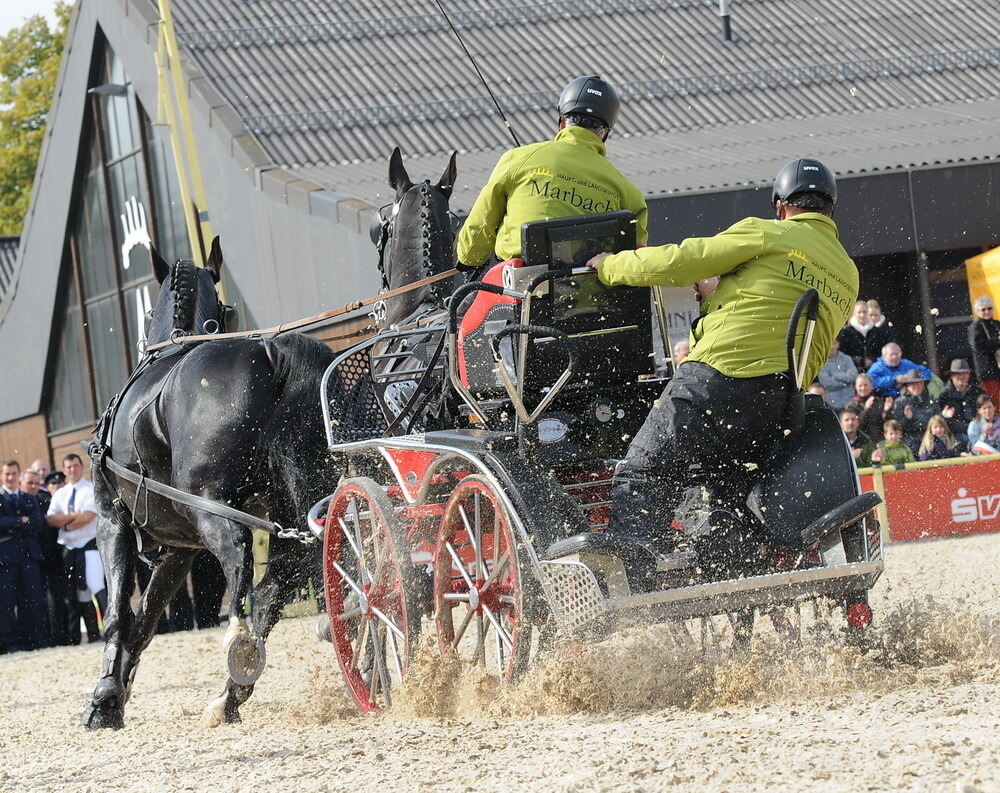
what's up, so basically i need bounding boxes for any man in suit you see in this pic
[22,467,69,645]
[0,460,49,652]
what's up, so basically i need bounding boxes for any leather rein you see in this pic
[143,267,459,354]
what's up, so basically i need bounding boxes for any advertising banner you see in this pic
[859,457,1000,542]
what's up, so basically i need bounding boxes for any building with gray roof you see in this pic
[0,0,997,464]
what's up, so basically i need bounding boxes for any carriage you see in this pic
[307,211,885,713]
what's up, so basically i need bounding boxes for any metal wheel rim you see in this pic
[323,482,409,713]
[433,478,523,680]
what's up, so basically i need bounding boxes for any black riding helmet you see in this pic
[557,75,621,129]
[772,158,837,207]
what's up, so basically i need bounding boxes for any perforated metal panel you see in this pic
[539,559,606,633]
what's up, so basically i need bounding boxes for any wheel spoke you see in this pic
[370,624,392,708]
[387,623,404,683]
[351,619,370,672]
[452,604,476,647]
[338,516,363,562]
[494,622,505,680]
[482,604,513,652]
[476,613,486,666]
[371,605,405,641]
[333,561,366,600]
[459,504,485,581]
[445,541,476,590]
[480,550,509,592]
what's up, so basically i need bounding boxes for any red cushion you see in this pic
[457,259,523,386]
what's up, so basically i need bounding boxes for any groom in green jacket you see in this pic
[587,158,858,573]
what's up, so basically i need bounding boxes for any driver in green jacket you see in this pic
[456,75,647,272]
[586,158,858,575]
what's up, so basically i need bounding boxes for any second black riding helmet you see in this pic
[558,75,621,129]
[772,158,838,206]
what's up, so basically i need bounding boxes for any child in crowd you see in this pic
[967,394,1000,454]
[918,415,967,461]
[871,419,916,465]
[850,373,892,442]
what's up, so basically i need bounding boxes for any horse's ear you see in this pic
[388,146,412,198]
[152,246,171,285]
[437,151,458,199]
[205,236,223,283]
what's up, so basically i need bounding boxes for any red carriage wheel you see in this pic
[433,475,533,680]
[323,477,420,713]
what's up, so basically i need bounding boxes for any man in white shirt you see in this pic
[46,454,105,643]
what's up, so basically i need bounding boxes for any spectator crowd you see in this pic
[823,296,1000,468]
[0,453,225,655]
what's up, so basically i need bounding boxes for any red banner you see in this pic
[859,458,1000,542]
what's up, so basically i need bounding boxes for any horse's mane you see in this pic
[170,261,199,333]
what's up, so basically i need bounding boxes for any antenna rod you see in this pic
[431,0,522,147]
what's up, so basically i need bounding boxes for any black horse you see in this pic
[84,238,336,729]
[374,146,459,327]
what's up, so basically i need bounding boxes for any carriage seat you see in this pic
[457,259,523,397]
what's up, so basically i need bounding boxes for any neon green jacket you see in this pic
[596,214,858,385]
[456,125,648,266]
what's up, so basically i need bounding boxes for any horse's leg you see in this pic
[197,518,256,726]
[207,542,311,725]
[83,515,136,730]
[122,547,198,662]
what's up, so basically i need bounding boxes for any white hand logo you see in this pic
[120,196,151,269]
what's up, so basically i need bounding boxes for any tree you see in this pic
[0,3,72,236]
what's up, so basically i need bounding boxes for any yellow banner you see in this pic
[965,246,1000,308]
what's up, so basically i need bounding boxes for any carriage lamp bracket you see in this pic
[489,323,577,425]
[446,280,528,426]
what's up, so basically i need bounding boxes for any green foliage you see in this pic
[0,3,72,235]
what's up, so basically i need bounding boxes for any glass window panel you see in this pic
[99,49,140,161]
[47,275,95,432]
[86,296,129,410]
[142,113,192,265]
[107,154,153,284]
[77,137,116,299]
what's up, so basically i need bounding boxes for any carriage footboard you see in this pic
[540,559,883,633]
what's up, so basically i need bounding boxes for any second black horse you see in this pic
[83,239,335,729]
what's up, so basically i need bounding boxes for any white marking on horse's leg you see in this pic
[200,692,228,728]
[221,616,250,650]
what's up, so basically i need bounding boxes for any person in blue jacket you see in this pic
[0,460,48,653]
[866,342,933,398]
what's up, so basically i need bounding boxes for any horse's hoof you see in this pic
[200,693,242,727]
[82,700,124,730]
[82,678,126,730]
[316,614,331,643]
[200,693,227,728]
[226,634,266,686]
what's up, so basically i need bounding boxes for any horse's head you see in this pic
[370,147,459,325]
[145,236,239,349]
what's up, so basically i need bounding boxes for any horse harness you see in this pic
[88,338,319,552]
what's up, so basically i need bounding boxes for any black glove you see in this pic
[456,260,479,273]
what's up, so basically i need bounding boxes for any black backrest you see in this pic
[513,212,652,398]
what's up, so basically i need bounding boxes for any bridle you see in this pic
[140,260,237,353]
[370,184,462,319]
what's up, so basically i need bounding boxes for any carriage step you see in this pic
[800,491,882,547]
[544,531,657,594]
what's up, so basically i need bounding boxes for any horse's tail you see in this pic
[261,334,338,538]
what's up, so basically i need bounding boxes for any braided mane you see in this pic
[170,261,199,333]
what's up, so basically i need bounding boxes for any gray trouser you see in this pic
[609,361,791,549]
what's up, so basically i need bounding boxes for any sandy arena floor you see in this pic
[1,532,998,793]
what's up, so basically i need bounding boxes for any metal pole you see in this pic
[719,0,733,41]
[915,251,938,372]
[157,0,218,283]
[908,170,937,372]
